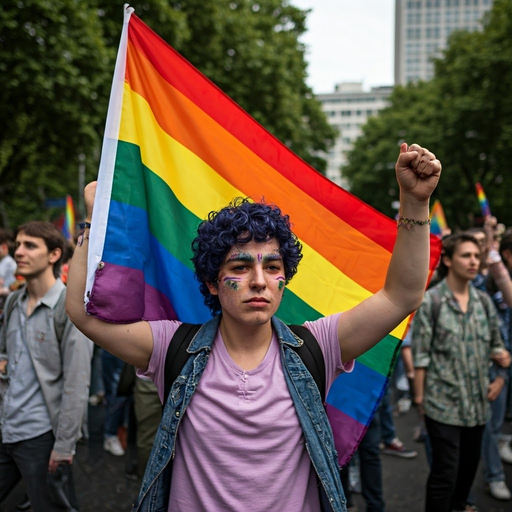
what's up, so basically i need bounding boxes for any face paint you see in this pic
[262,253,282,263]
[276,276,285,291]
[222,276,242,291]
[228,252,255,262]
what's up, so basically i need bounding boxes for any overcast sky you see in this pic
[291,0,396,94]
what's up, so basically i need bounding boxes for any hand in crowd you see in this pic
[48,450,73,473]
[395,143,442,203]
[491,349,511,368]
[487,377,506,402]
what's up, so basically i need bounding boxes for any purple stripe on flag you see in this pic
[87,262,177,323]
[326,403,368,467]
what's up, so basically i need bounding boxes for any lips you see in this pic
[245,297,269,304]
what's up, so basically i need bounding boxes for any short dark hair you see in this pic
[437,232,480,279]
[16,221,65,278]
[191,198,303,315]
[500,230,512,256]
[0,228,14,253]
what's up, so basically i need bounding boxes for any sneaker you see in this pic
[103,435,125,456]
[499,440,512,464]
[488,480,511,500]
[16,495,31,511]
[382,437,418,459]
[397,397,412,414]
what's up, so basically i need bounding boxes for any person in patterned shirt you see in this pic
[412,232,510,512]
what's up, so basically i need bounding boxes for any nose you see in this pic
[249,266,266,291]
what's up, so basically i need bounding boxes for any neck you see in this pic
[445,273,470,296]
[219,317,273,371]
[26,271,57,302]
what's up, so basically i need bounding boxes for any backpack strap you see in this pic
[429,285,443,340]
[162,322,326,406]
[1,286,68,347]
[163,323,202,406]
[288,324,326,402]
[52,288,67,341]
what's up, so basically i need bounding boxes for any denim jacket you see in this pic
[134,315,346,512]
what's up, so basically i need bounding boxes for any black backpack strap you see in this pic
[163,323,202,406]
[289,324,326,402]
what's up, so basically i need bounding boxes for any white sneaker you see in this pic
[499,440,512,464]
[103,436,125,456]
[488,481,511,500]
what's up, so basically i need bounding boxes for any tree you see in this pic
[343,81,442,219]
[344,0,512,228]
[0,0,335,227]
[0,0,113,227]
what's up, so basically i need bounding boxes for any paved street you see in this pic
[2,402,512,511]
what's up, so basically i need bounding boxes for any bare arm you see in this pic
[414,367,426,415]
[66,182,154,370]
[338,143,441,363]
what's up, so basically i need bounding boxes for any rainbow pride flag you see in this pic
[86,8,441,466]
[62,194,75,242]
[430,199,448,237]
[475,182,491,218]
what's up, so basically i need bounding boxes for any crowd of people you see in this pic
[0,141,510,512]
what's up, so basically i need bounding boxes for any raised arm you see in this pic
[66,182,154,370]
[338,143,441,363]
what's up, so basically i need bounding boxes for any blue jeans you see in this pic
[90,345,105,397]
[379,387,396,445]
[0,430,55,512]
[481,382,508,483]
[359,411,386,512]
[102,351,129,438]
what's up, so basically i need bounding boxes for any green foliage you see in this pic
[0,0,113,227]
[0,0,334,228]
[344,0,512,228]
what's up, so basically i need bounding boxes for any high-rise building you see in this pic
[395,0,493,85]
[316,83,392,188]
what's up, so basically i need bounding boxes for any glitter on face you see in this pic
[228,252,255,262]
[222,276,242,291]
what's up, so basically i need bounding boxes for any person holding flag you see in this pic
[66,142,441,512]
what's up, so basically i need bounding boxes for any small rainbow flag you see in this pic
[62,194,75,242]
[86,8,441,466]
[430,200,448,237]
[475,182,491,218]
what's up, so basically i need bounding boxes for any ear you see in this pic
[49,247,62,265]
[205,280,219,296]
[441,253,452,269]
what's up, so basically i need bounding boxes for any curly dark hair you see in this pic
[191,198,303,315]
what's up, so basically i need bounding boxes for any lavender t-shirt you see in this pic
[140,313,353,512]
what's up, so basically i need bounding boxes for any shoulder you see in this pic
[147,319,183,356]
[303,313,341,343]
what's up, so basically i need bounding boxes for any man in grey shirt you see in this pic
[0,221,93,512]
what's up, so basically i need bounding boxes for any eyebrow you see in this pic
[262,253,282,263]
[227,252,255,263]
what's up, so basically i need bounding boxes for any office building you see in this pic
[316,82,392,188]
[395,0,494,85]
